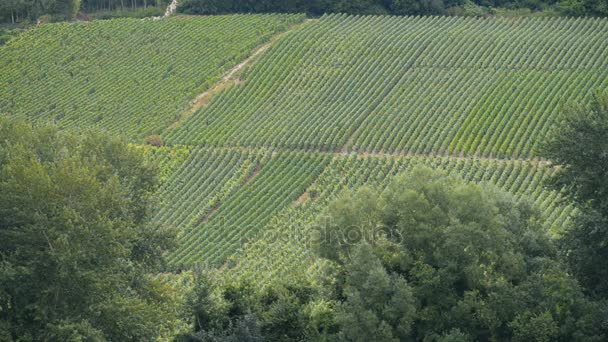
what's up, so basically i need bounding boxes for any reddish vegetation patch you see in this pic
[295,192,309,205]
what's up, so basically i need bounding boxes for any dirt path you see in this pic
[185,39,274,115]
[163,19,314,133]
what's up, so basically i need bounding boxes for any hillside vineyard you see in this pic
[167,15,608,158]
[0,14,304,139]
[1,14,606,269]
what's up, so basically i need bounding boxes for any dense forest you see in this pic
[1,0,607,24]
[0,0,169,23]
[177,0,608,17]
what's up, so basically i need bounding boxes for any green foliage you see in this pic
[54,0,81,19]
[0,0,170,23]
[168,15,608,158]
[46,320,106,340]
[446,0,489,16]
[85,6,165,20]
[0,15,304,139]
[179,271,329,341]
[312,165,607,340]
[180,167,606,340]
[391,0,448,15]
[556,0,587,16]
[80,0,171,12]
[510,311,558,342]
[542,93,608,214]
[153,147,270,268]
[0,0,81,23]
[0,119,178,340]
[334,243,415,341]
[231,154,574,285]
[176,0,604,16]
[177,0,390,16]
[557,0,608,16]
[541,94,608,298]
[0,26,24,45]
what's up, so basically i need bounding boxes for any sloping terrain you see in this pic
[229,155,575,283]
[156,15,607,269]
[0,14,304,139]
[2,14,607,272]
[166,15,608,158]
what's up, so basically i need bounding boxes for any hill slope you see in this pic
[0,14,304,139]
[167,15,608,158]
[1,14,607,272]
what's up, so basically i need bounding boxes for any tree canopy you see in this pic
[176,0,608,17]
[0,119,177,340]
[541,93,608,298]
[314,165,606,341]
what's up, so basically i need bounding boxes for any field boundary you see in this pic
[163,144,553,168]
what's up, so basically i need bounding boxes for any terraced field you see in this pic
[0,14,304,139]
[1,14,606,272]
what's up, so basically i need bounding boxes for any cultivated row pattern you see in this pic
[0,14,304,139]
[166,150,330,268]
[167,14,608,158]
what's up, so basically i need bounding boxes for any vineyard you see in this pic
[0,14,304,139]
[160,150,330,268]
[1,14,607,275]
[151,147,575,269]
[166,15,608,158]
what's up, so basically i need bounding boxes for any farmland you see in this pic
[166,15,608,158]
[1,14,607,272]
[0,14,304,139]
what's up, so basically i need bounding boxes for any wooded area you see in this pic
[1,0,606,24]
[0,0,169,23]
[177,0,607,17]
[1,10,607,339]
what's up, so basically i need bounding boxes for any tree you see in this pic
[391,0,447,15]
[55,0,81,19]
[334,242,415,342]
[541,93,608,298]
[0,0,22,23]
[0,119,177,340]
[314,165,607,340]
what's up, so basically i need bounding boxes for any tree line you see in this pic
[2,0,606,24]
[177,0,608,17]
[1,0,78,23]
[0,0,168,24]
